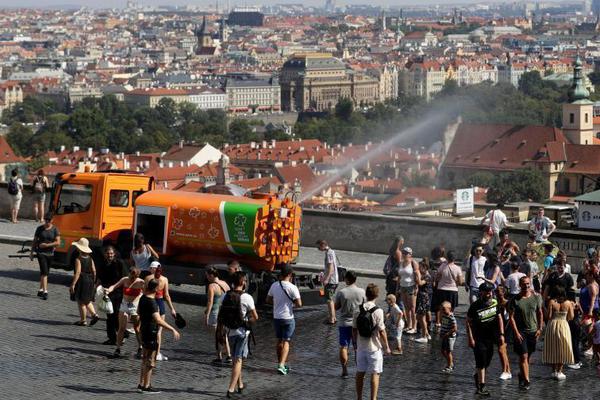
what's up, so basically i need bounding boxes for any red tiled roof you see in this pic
[275,164,318,191]
[563,145,600,174]
[383,188,454,206]
[0,136,24,164]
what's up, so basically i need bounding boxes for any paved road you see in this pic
[1,242,598,399]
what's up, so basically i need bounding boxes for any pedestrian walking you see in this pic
[494,286,513,380]
[508,276,543,391]
[466,245,487,304]
[434,251,463,330]
[383,237,403,296]
[317,239,339,325]
[105,267,145,358]
[334,270,366,378]
[266,264,302,375]
[542,285,574,380]
[353,283,391,400]
[136,278,180,394]
[7,168,23,224]
[205,266,231,363]
[130,233,159,279]
[31,214,60,300]
[225,260,241,288]
[480,203,510,248]
[31,169,49,222]
[218,271,258,398]
[439,301,457,373]
[384,294,404,355]
[69,238,99,326]
[466,282,505,396]
[398,247,420,334]
[96,245,129,345]
[415,259,432,343]
[145,261,177,361]
[505,260,526,297]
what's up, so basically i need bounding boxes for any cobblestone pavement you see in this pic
[1,241,599,400]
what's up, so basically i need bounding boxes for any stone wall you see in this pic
[0,182,51,221]
[301,208,600,272]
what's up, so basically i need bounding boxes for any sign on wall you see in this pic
[577,203,600,230]
[456,188,474,214]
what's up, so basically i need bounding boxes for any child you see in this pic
[439,301,457,372]
[593,310,600,365]
[385,294,404,355]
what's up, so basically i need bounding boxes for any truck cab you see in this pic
[50,171,154,268]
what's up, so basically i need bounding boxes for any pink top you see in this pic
[436,262,462,292]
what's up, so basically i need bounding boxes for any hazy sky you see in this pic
[0,0,495,8]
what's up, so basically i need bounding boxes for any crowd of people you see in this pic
[27,209,600,399]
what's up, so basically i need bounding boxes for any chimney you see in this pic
[262,140,267,148]
[217,155,230,185]
[250,141,256,149]
[271,139,276,148]
[168,161,174,168]
[159,161,164,168]
[407,148,412,155]
[87,147,93,158]
[179,139,184,148]
[224,143,229,148]
[60,145,66,152]
[73,146,80,152]
[180,161,184,167]
[136,151,140,156]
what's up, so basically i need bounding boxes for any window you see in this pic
[132,190,145,206]
[109,190,129,207]
[56,184,93,215]
[570,113,575,124]
[585,113,589,123]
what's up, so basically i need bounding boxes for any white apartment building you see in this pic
[188,87,228,110]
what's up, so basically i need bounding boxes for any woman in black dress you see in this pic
[70,238,99,326]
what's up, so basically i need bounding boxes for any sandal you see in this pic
[73,321,87,326]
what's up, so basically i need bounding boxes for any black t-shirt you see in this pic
[467,298,500,340]
[97,258,128,288]
[138,295,159,342]
[34,225,60,255]
[546,272,575,301]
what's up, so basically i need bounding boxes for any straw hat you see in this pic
[72,238,92,254]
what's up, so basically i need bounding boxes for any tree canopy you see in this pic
[486,168,546,204]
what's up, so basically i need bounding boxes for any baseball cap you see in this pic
[149,261,161,269]
[479,282,495,292]
[402,247,413,255]
[586,247,597,258]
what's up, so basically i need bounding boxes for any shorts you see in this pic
[399,285,416,296]
[388,319,405,340]
[513,331,537,356]
[338,326,354,347]
[324,284,338,301]
[156,297,165,316]
[207,313,218,327]
[37,253,53,276]
[435,289,459,311]
[119,301,139,316]
[273,318,295,341]
[442,336,456,352]
[141,332,159,351]
[473,339,494,369]
[9,194,22,211]
[142,348,157,368]
[34,192,46,203]
[229,332,249,360]
[356,350,383,374]
[469,287,480,304]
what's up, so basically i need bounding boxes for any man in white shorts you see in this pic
[353,283,391,400]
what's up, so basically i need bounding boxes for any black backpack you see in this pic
[218,290,245,330]
[356,303,379,338]
[7,178,18,195]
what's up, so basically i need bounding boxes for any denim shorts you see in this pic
[338,326,354,347]
[442,336,456,352]
[273,318,295,341]
[229,332,249,360]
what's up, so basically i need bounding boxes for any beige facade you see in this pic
[0,82,23,115]
[399,61,448,101]
[124,89,190,108]
[280,53,380,111]
[225,78,281,113]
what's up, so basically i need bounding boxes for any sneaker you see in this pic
[567,363,581,370]
[442,366,454,373]
[142,386,161,394]
[406,328,417,335]
[556,372,566,381]
[584,348,594,357]
[277,365,288,375]
[89,315,100,326]
[522,380,530,391]
[499,372,512,380]
[42,292,48,300]
[37,290,43,297]
[212,358,223,364]
[225,356,232,363]
[341,371,349,379]
[156,353,168,361]
[476,384,490,396]
[427,334,432,341]
[284,365,290,374]
[391,349,403,355]
[137,384,144,393]
[136,347,143,359]
[414,337,428,343]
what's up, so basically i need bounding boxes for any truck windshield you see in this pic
[56,183,93,215]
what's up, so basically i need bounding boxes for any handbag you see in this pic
[97,295,114,314]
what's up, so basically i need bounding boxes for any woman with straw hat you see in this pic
[69,238,99,326]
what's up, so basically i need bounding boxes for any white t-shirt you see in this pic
[469,255,487,289]
[353,301,385,352]
[484,209,508,234]
[324,248,339,285]
[529,216,553,242]
[267,280,300,320]
[229,292,255,336]
[506,272,526,295]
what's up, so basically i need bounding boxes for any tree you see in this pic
[439,79,459,97]
[6,123,33,156]
[335,98,354,121]
[466,171,495,188]
[228,119,259,143]
[486,168,546,204]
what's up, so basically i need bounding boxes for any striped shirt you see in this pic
[440,313,457,338]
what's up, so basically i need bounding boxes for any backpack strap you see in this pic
[279,280,294,302]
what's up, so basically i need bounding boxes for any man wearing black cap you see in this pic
[466,282,505,396]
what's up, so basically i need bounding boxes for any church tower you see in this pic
[196,16,213,49]
[562,56,594,145]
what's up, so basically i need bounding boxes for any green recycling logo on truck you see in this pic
[220,201,261,256]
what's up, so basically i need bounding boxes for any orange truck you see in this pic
[49,171,302,287]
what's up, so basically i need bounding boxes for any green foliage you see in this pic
[6,123,33,156]
[466,171,495,188]
[1,96,63,124]
[486,168,546,204]
[335,98,354,121]
[403,171,434,188]
[518,71,563,101]
[588,72,600,86]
